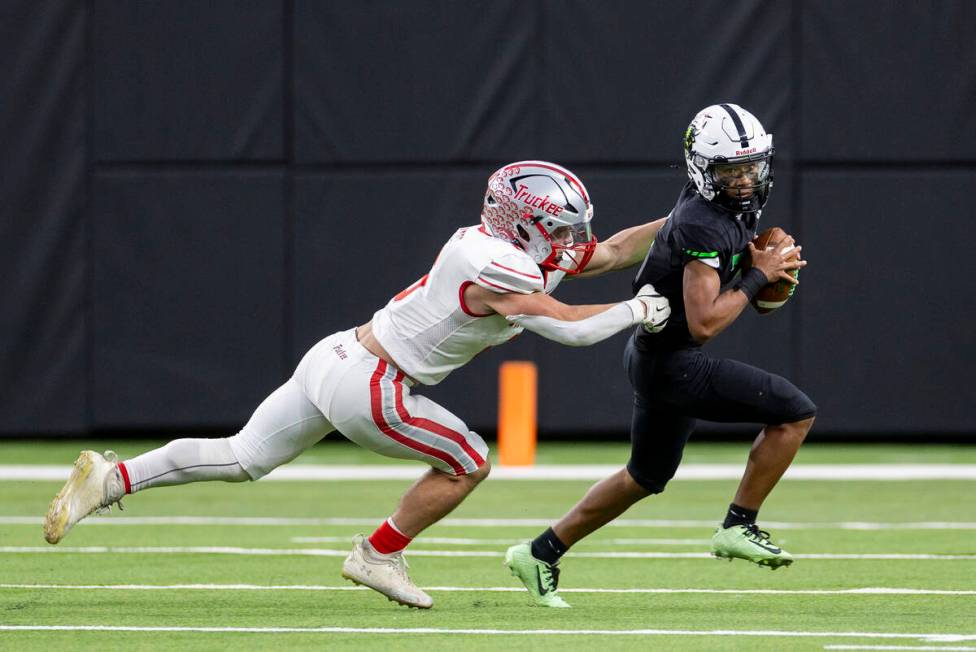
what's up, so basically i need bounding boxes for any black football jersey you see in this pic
[633,182,760,350]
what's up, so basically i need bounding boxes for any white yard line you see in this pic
[0,625,974,642]
[291,535,523,545]
[5,463,976,481]
[2,546,975,560]
[3,583,976,596]
[4,515,976,530]
[289,536,711,545]
[826,647,976,651]
[605,538,713,545]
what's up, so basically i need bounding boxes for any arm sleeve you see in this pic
[506,300,644,347]
[675,221,726,270]
[474,254,545,295]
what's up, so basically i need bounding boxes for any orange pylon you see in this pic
[498,361,537,466]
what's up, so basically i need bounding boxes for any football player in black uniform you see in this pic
[506,104,815,607]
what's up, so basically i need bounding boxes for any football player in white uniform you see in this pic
[43,161,671,609]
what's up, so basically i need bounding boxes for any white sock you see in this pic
[121,437,249,493]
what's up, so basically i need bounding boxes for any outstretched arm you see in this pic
[575,216,669,279]
[463,283,670,347]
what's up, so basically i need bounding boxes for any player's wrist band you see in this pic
[735,267,768,301]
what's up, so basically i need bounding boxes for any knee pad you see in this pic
[625,461,670,495]
[769,374,817,422]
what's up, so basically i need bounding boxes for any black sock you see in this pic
[530,527,568,565]
[723,503,759,529]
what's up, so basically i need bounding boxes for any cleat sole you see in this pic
[43,451,96,544]
[341,570,432,610]
[712,550,793,569]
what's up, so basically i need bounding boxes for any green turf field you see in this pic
[1,440,974,650]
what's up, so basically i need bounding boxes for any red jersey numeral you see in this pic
[393,274,429,301]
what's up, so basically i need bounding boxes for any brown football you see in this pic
[744,226,799,314]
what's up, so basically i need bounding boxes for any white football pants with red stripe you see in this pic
[229,327,488,479]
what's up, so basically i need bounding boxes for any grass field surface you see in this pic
[1,440,974,650]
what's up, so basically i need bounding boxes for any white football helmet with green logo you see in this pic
[684,104,774,213]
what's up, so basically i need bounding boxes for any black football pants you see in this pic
[623,333,816,493]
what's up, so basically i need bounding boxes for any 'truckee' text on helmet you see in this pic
[481,161,597,274]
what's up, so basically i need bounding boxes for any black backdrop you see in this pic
[2,0,974,438]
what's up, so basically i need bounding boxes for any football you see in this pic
[745,226,799,314]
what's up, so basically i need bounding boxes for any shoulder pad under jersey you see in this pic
[475,252,545,295]
[673,217,727,270]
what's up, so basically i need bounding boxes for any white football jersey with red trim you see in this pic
[371,226,565,385]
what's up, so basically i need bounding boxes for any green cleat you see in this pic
[504,543,571,608]
[711,523,794,570]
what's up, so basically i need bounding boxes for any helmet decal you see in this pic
[481,161,597,274]
[510,174,573,219]
[719,103,750,147]
[684,124,697,153]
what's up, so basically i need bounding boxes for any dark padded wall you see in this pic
[3,1,974,436]
[541,0,795,162]
[801,1,976,161]
[0,1,87,432]
[91,171,286,429]
[800,170,976,433]
[294,1,543,163]
[93,0,283,161]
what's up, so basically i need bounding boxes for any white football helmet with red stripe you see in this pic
[481,161,596,274]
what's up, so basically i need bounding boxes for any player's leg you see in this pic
[548,404,694,549]
[731,414,816,512]
[507,409,695,608]
[550,469,651,547]
[696,358,817,568]
[329,357,489,608]
[122,376,333,490]
[711,416,815,569]
[389,462,490,537]
[506,342,696,607]
[334,359,491,535]
[44,360,336,544]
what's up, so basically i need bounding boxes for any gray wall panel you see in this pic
[799,170,976,432]
[542,0,794,163]
[5,1,974,437]
[94,0,283,161]
[294,1,541,163]
[802,2,976,161]
[92,171,286,428]
[0,0,87,433]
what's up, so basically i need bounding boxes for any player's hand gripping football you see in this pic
[747,235,807,285]
[635,283,671,333]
